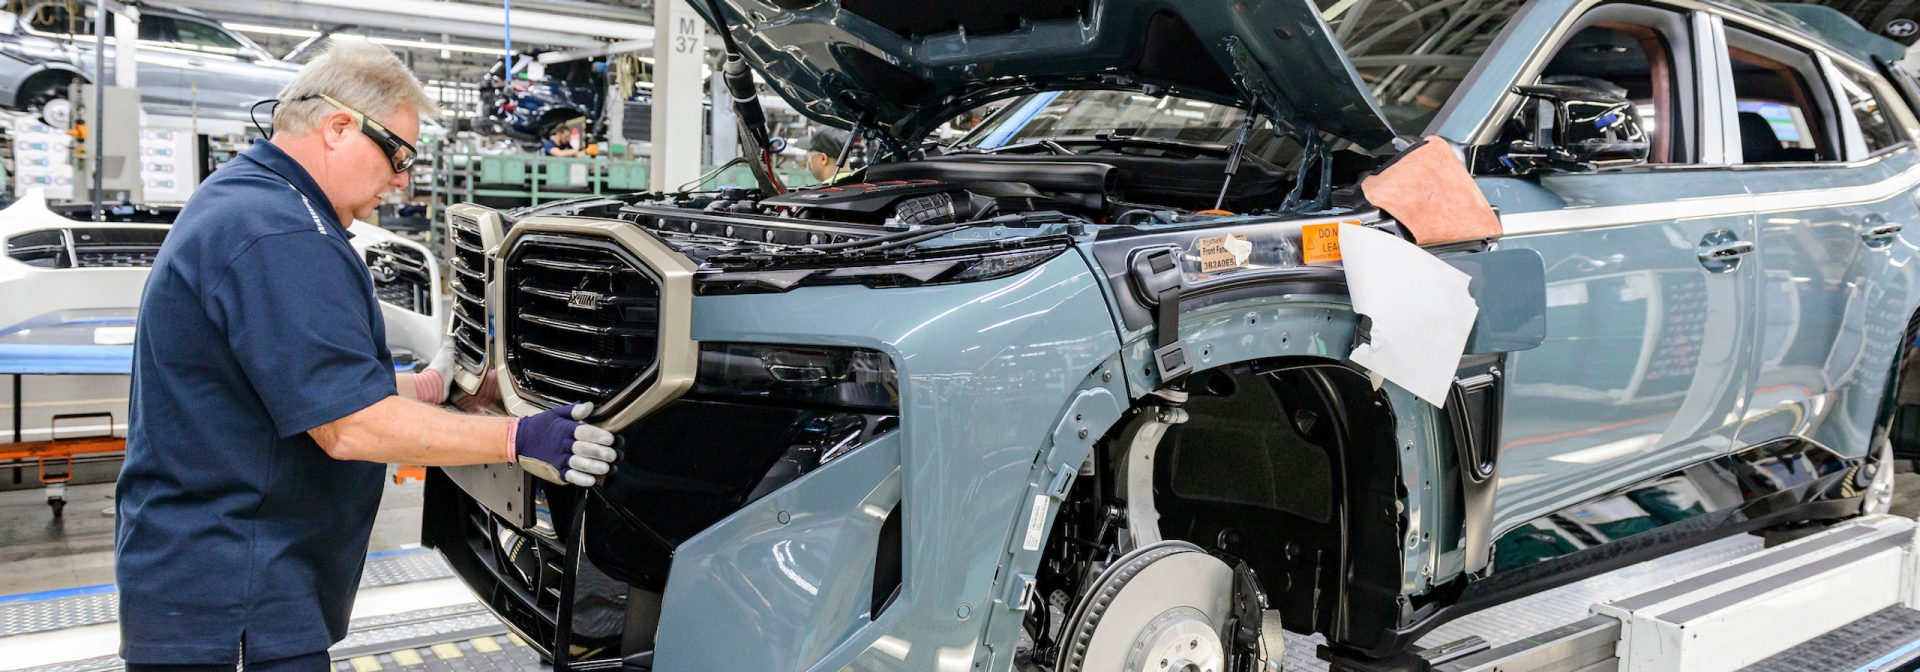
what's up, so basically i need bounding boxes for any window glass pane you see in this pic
[25,5,74,34]
[1726,28,1836,162]
[138,16,172,42]
[953,90,1303,166]
[1838,67,1902,154]
[1320,0,1526,134]
[174,19,243,53]
[1533,23,1681,163]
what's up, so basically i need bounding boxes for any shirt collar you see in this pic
[236,140,353,239]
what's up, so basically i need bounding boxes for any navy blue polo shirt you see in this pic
[115,141,395,664]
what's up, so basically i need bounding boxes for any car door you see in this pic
[1468,5,1760,542]
[1718,22,1920,460]
[166,15,273,117]
[126,14,184,111]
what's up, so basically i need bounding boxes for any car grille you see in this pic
[503,234,662,409]
[448,213,491,376]
[5,228,165,268]
[364,242,433,314]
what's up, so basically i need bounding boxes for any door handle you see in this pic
[187,58,205,66]
[1864,223,1904,240]
[1697,240,1755,261]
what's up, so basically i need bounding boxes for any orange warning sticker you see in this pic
[1301,223,1342,264]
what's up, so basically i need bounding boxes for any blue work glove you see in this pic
[514,402,618,486]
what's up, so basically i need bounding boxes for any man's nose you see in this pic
[391,169,411,190]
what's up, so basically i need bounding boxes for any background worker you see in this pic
[804,127,852,183]
[542,123,581,157]
[114,41,617,672]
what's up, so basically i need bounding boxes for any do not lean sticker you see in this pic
[1301,222,1344,264]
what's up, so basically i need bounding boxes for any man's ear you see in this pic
[322,110,356,149]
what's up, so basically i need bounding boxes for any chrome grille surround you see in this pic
[494,217,698,431]
[446,204,505,396]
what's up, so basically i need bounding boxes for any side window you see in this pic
[1532,20,1689,164]
[1836,66,1904,154]
[173,19,244,54]
[24,3,75,36]
[137,16,175,44]
[1725,27,1838,163]
[1323,1,1525,135]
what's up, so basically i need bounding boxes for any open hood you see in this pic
[694,0,1400,149]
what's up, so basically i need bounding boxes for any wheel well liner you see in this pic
[16,67,81,108]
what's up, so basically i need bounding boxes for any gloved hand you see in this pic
[512,402,618,486]
[411,328,459,404]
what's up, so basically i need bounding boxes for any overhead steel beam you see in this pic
[536,39,650,64]
[161,0,639,49]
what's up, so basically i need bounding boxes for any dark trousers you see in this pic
[124,650,330,672]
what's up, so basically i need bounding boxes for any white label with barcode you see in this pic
[1022,494,1049,551]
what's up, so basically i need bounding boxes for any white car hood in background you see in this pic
[0,189,443,372]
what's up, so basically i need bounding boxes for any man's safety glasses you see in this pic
[297,94,418,173]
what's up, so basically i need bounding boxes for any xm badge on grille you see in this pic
[568,290,603,310]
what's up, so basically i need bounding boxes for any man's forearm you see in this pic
[310,395,514,466]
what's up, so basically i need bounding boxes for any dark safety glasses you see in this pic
[297,93,418,173]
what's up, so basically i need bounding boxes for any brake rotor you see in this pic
[1055,541,1236,672]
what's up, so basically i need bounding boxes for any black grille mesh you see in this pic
[448,214,490,376]
[365,242,432,314]
[504,234,661,409]
[6,228,165,268]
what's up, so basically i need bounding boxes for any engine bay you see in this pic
[507,148,1379,266]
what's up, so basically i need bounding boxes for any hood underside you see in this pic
[696,0,1399,149]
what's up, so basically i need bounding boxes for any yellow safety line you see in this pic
[470,637,502,653]
[391,649,424,666]
[430,643,464,659]
[506,633,525,647]
[349,656,382,672]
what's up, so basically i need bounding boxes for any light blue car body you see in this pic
[428,1,1920,669]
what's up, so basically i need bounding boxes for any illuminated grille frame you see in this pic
[446,204,505,396]
[364,242,433,314]
[494,217,698,431]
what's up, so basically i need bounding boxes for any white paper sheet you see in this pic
[1339,224,1478,407]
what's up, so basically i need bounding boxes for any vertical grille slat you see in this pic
[364,242,432,314]
[504,234,662,409]
[448,214,492,376]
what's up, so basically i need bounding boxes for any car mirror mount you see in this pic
[1499,84,1650,176]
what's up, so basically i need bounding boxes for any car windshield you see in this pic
[951,2,1522,146]
[1324,0,1525,132]
[954,90,1305,165]
[959,91,1251,148]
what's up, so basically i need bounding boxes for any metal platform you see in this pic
[0,522,1913,672]
[0,548,486,672]
[1421,515,1920,672]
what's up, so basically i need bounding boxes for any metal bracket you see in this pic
[1129,246,1191,380]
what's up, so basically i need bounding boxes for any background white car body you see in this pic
[0,189,444,367]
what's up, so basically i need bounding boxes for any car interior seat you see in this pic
[1738,111,1821,162]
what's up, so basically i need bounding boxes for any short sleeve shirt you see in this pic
[114,141,396,664]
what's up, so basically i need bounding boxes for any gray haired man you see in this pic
[115,41,617,671]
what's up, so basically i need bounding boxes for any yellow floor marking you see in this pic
[430,643,464,659]
[506,633,525,647]
[349,656,382,672]
[470,637,502,653]
[391,650,424,666]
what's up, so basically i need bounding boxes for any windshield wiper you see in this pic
[1085,132,1228,156]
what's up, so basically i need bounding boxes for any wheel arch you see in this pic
[1033,348,1444,660]
[13,63,83,108]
